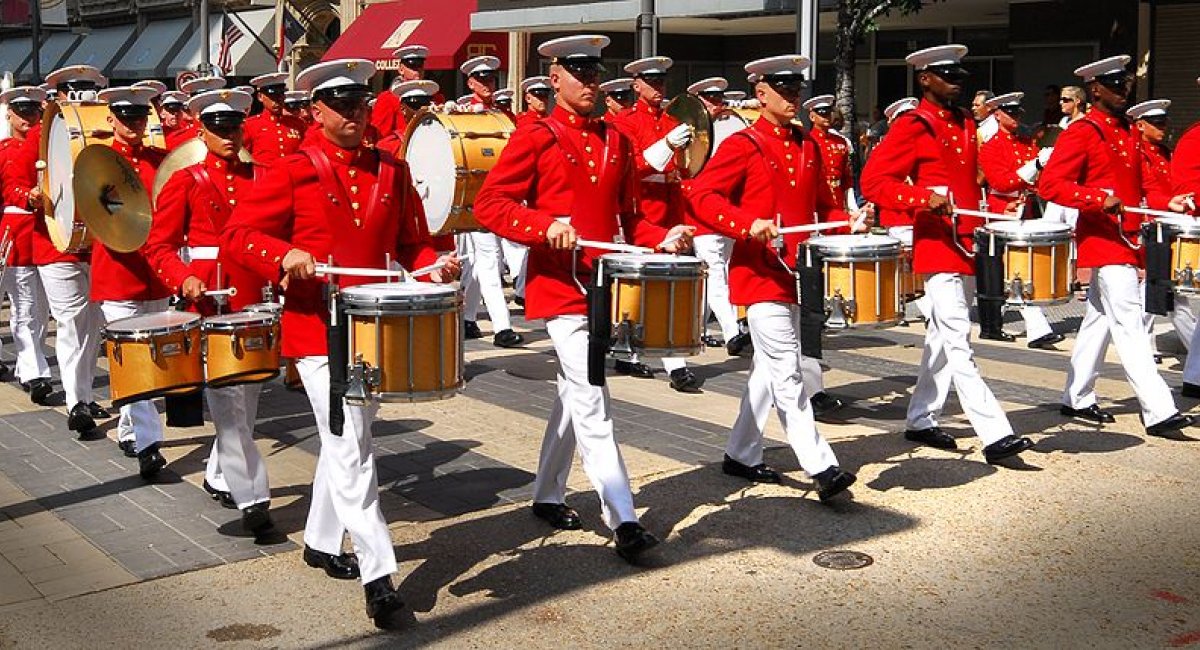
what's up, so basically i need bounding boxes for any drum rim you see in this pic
[974,225,1071,245]
[341,283,463,310]
[202,313,278,331]
[807,234,901,260]
[1145,218,1200,236]
[103,312,201,340]
[243,302,284,313]
[602,253,706,277]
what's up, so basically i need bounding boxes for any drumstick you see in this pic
[953,208,1022,221]
[408,261,448,278]
[576,239,654,254]
[1126,206,1193,220]
[203,288,238,298]
[657,232,684,249]
[314,264,406,278]
[777,221,851,235]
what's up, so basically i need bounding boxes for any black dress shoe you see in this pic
[614,522,659,563]
[1146,412,1195,439]
[904,426,958,450]
[614,359,654,378]
[810,391,846,418]
[67,403,97,433]
[27,378,53,405]
[242,503,283,544]
[137,443,167,480]
[0,362,8,381]
[668,367,703,393]
[513,295,525,307]
[364,576,405,630]
[701,334,724,347]
[117,439,137,458]
[983,435,1034,463]
[721,455,781,483]
[87,402,110,418]
[1060,404,1115,424]
[726,332,753,357]
[812,466,856,502]
[1183,383,1200,399]
[979,330,1016,342]
[463,320,483,340]
[531,502,582,530]
[493,329,524,348]
[1028,333,1065,349]
[303,545,360,580]
[203,480,237,510]
[1154,354,1164,365]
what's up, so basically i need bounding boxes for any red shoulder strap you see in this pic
[185,165,228,234]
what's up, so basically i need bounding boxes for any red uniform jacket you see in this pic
[90,140,171,302]
[1172,122,1200,196]
[370,89,401,136]
[3,124,89,265]
[515,109,543,129]
[143,152,265,314]
[473,105,667,320]
[0,137,36,267]
[810,126,852,211]
[979,127,1039,213]
[688,117,848,305]
[165,121,199,151]
[220,134,439,358]
[614,98,685,230]
[242,111,305,163]
[1140,140,1172,200]
[861,98,984,275]
[1039,108,1171,268]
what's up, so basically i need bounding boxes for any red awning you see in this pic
[322,0,507,71]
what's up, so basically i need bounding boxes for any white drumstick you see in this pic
[576,238,654,254]
[1127,206,1192,220]
[777,221,851,235]
[658,232,684,249]
[315,264,406,278]
[408,261,447,278]
[203,287,238,298]
[953,208,1022,221]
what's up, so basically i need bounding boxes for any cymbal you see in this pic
[152,139,255,208]
[665,94,713,178]
[73,144,151,253]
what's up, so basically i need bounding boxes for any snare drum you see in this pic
[342,282,464,402]
[103,311,203,407]
[403,110,515,236]
[975,221,1073,305]
[40,101,164,252]
[1147,216,1200,293]
[245,301,303,390]
[203,311,281,388]
[605,253,706,356]
[805,234,903,328]
[887,225,925,301]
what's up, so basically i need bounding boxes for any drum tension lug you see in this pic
[824,292,854,329]
[1007,277,1031,302]
[1177,266,1195,289]
[183,334,193,355]
[345,354,376,405]
[229,332,239,354]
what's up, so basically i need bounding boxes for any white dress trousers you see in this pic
[37,262,100,410]
[459,231,513,332]
[101,299,170,451]
[534,315,638,530]
[206,382,269,509]
[296,355,396,585]
[726,302,839,476]
[0,266,50,383]
[905,273,1013,445]
[499,237,528,299]
[1063,264,1178,427]
[692,233,740,341]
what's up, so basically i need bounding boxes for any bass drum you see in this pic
[712,110,749,153]
[39,101,164,252]
[402,109,515,236]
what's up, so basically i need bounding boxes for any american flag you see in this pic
[215,14,243,74]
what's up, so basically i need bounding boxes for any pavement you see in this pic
[1,295,1199,649]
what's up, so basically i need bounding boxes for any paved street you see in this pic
[1,298,1199,649]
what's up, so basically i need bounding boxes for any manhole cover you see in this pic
[813,550,873,570]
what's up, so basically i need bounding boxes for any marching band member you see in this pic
[723,90,746,105]
[599,78,635,120]
[4,65,109,434]
[370,44,428,135]
[0,86,51,398]
[375,79,439,156]
[1040,55,1195,438]
[243,72,305,163]
[92,86,171,476]
[132,80,167,121]
[516,76,552,128]
[221,58,460,628]
[861,44,1034,463]
[457,55,523,348]
[875,97,919,230]
[159,91,193,150]
[976,91,1062,350]
[143,88,278,542]
[494,88,516,118]
[686,54,855,500]
[283,91,313,126]
[474,34,688,561]
[685,75,750,356]
[169,75,226,151]
[1171,96,1200,398]
[612,56,702,392]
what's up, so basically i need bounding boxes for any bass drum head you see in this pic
[405,114,457,235]
[45,110,77,245]
[712,111,748,152]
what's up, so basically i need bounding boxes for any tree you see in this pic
[833,0,940,144]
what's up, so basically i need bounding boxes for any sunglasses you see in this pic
[322,96,371,114]
[699,90,724,100]
[766,77,806,95]
[637,73,667,84]
[259,86,286,97]
[470,71,496,81]
[203,122,243,138]
[528,88,551,98]
[563,63,601,84]
[401,57,426,68]
[811,106,833,117]
[9,103,41,118]
[1095,73,1132,95]
[998,105,1024,117]
[609,90,633,101]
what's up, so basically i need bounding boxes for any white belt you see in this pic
[3,207,32,215]
[179,246,218,263]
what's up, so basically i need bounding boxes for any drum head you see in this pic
[204,312,275,327]
[243,302,283,315]
[712,111,748,151]
[342,281,460,309]
[985,220,1071,236]
[106,311,199,335]
[602,253,705,277]
[808,233,901,258]
[405,115,457,234]
[45,111,76,241]
[886,226,913,247]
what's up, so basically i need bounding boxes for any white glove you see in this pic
[665,123,692,150]
[643,139,674,172]
[1037,146,1053,166]
[1017,158,1040,184]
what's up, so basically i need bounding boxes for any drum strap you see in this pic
[187,165,231,233]
[1078,117,1144,248]
[538,117,616,193]
[302,147,386,235]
